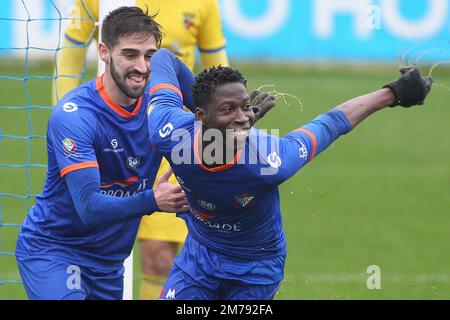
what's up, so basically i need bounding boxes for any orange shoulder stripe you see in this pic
[293,128,317,161]
[60,161,99,178]
[150,83,183,98]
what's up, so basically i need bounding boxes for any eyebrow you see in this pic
[217,97,251,108]
[217,95,250,104]
[120,48,157,55]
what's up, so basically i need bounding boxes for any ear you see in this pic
[195,107,206,124]
[98,41,110,64]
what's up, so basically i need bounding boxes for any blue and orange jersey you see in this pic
[16,77,162,269]
[146,50,353,262]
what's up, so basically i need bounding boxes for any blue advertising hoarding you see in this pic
[0,0,449,62]
[220,0,450,62]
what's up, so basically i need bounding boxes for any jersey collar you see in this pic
[193,127,242,173]
[96,75,142,118]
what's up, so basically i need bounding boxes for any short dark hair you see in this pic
[101,6,162,49]
[192,66,247,108]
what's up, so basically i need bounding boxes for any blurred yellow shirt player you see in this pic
[54,0,228,299]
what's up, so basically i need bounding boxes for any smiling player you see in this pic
[15,7,190,300]
[147,49,432,299]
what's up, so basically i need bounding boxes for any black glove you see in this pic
[383,66,433,108]
[249,89,276,122]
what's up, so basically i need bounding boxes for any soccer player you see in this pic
[146,49,432,299]
[54,0,229,299]
[15,7,192,300]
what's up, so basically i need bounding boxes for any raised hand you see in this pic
[383,66,433,107]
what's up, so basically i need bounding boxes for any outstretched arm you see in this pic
[264,67,433,184]
[336,67,432,128]
[335,88,394,128]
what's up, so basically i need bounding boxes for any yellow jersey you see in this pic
[64,0,227,71]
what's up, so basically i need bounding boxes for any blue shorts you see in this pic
[16,255,124,300]
[160,235,285,300]
[161,264,281,300]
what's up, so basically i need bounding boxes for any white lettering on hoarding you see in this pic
[382,0,447,40]
[314,0,373,39]
[314,0,447,40]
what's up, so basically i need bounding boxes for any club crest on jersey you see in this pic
[62,102,78,112]
[183,12,195,30]
[62,138,77,152]
[234,193,256,209]
[159,123,174,138]
[197,199,216,211]
[299,141,308,160]
[126,156,141,170]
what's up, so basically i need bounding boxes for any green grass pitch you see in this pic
[0,60,449,299]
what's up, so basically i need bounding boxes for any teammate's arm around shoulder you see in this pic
[149,49,196,110]
[147,49,196,154]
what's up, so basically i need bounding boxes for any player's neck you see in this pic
[199,127,240,167]
[102,72,137,107]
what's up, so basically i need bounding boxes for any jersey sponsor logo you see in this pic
[299,141,308,160]
[206,221,241,233]
[192,208,214,222]
[62,138,77,153]
[62,102,78,112]
[234,193,256,209]
[197,199,216,211]
[100,177,150,197]
[267,151,282,169]
[159,123,174,138]
[126,156,142,170]
[103,139,124,153]
[183,12,195,30]
[192,208,241,233]
[100,176,139,188]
